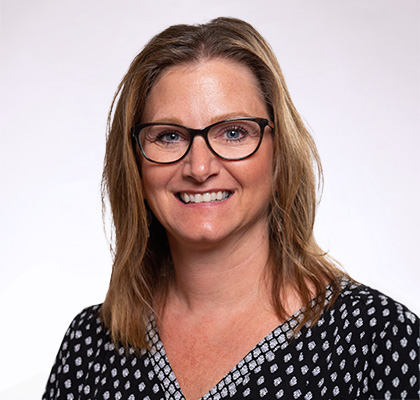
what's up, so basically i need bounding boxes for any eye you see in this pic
[217,124,248,142]
[225,128,245,140]
[157,131,182,143]
[145,126,189,146]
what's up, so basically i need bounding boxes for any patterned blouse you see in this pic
[43,279,420,399]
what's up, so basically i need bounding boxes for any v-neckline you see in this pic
[145,281,338,399]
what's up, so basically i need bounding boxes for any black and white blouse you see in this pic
[43,279,420,399]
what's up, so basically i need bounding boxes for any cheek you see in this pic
[140,162,176,205]
[140,164,160,202]
[233,155,273,205]
[251,144,274,195]
[254,165,273,199]
[141,175,163,222]
[142,172,160,201]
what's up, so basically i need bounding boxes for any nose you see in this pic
[181,136,220,182]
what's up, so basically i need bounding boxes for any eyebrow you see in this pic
[147,112,257,127]
[208,112,256,124]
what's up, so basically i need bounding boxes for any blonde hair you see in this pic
[101,17,347,350]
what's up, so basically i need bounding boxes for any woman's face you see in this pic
[140,58,273,248]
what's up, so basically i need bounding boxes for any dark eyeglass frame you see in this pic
[131,117,273,164]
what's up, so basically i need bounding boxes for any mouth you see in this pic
[177,191,232,204]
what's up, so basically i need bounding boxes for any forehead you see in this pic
[143,58,267,126]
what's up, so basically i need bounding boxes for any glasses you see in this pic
[131,117,272,164]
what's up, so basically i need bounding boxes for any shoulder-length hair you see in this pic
[100,17,347,350]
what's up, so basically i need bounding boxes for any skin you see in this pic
[141,59,273,250]
[140,58,285,400]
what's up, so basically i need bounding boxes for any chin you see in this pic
[168,227,232,248]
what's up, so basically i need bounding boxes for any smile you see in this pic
[178,191,232,204]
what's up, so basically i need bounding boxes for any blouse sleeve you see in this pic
[42,305,101,400]
[367,289,420,399]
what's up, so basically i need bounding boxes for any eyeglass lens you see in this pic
[139,119,263,163]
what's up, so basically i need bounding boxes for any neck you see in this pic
[163,226,272,317]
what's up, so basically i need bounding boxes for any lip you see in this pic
[176,190,233,204]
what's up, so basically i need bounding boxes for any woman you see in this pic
[43,18,419,400]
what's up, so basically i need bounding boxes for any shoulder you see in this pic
[333,279,419,329]
[331,279,419,397]
[59,304,105,350]
[308,279,420,398]
[64,304,103,334]
[52,304,107,359]
[43,305,108,399]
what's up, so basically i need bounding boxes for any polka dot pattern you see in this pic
[43,280,420,399]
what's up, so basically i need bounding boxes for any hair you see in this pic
[100,17,348,350]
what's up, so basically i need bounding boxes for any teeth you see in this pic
[203,193,211,202]
[180,191,231,204]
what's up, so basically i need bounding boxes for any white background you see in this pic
[1,0,419,398]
